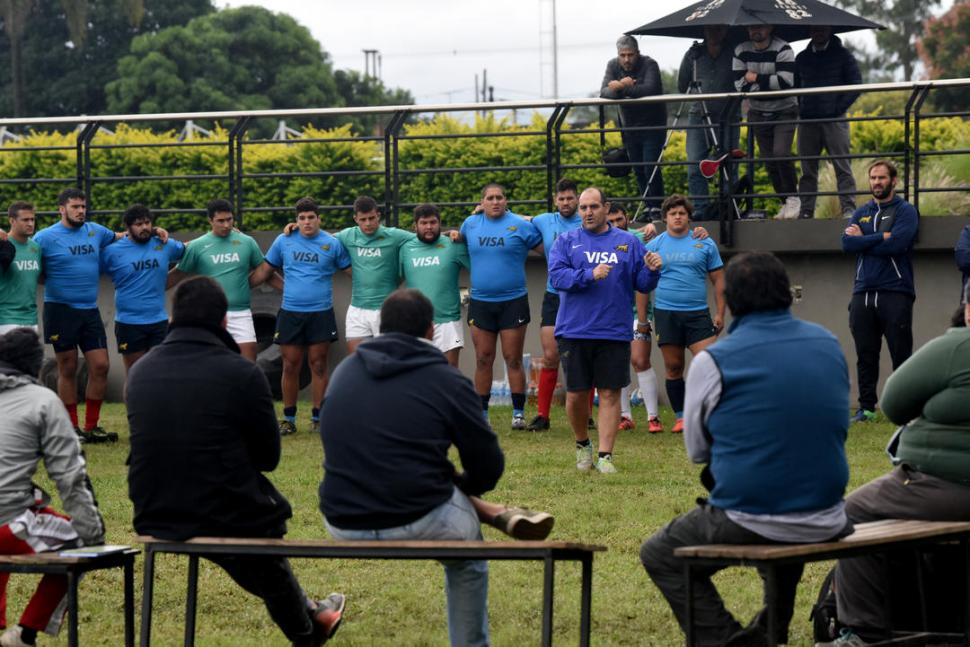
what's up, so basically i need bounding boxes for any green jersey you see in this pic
[176,231,264,311]
[0,238,41,325]
[400,236,470,323]
[335,225,414,309]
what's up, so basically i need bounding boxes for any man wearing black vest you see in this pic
[841,159,919,423]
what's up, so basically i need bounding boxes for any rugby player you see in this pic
[0,202,41,335]
[454,183,543,429]
[399,203,470,367]
[644,195,726,433]
[100,204,184,374]
[252,197,351,435]
[168,199,268,362]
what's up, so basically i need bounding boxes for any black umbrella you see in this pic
[627,0,883,42]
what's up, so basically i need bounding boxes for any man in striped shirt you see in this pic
[733,25,801,220]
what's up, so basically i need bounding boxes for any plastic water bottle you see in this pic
[630,388,643,407]
[499,381,511,406]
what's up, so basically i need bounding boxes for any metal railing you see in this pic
[0,78,967,247]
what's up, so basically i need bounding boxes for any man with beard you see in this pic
[100,204,184,374]
[399,203,470,367]
[0,202,41,335]
[842,159,918,423]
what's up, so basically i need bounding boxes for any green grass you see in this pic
[13,403,895,646]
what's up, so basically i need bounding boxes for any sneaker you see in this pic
[816,628,871,647]
[618,416,635,431]
[511,414,527,430]
[310,592,346,646]
[587,417,595,430]
[576,444,593,471]
[850,409,877,424]
[671,418,684,433]
[526,414,550,431]
[648,417,664,434]
[279,420,297,435]
[595,455,617,474]
[0,627,29,647]
[773,196,801,220]
[76,426,118,444]
[490,507,555,540]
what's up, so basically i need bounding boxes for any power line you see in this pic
[332,42,606,60]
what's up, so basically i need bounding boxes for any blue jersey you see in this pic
[33,222,116,309]
[460,211,541,302]
[532,211,582,293]
[645,232,723,311]
[548,226,658,341]
[101,236,185,324]
[265,231,351,312]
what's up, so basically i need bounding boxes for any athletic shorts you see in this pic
[557,338,631,392]
[345,304,381,339]
[115,320,167,355]
[275,308,338,346]
[653,308,717,347]
[540,291,560,328]
[226,309,257,345]
[43,303,107,353]
[0,323,39,336]
[633,318,653,343]
[467,295,530,333]
[432,320,464,353]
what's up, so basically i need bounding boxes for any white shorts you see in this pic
[0,323,39,336]
[345,305,381,339]
[432,320,464,353]
[226,309,257,345]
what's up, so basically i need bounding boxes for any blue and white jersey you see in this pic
[265,231,351,312]
[645,232,723,311]
[460,211,542,302]
[532,211,582,293]
[101,236,185,324]
[33,222,116,309]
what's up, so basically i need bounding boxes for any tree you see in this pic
[834,0,942,81]
[918,1,970,112]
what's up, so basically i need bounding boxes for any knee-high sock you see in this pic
[620,384,632,418]
[536,368,558,418]
[666,378,685,418]
[637,370,659,418]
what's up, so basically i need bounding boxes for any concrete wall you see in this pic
[91,216,969,404]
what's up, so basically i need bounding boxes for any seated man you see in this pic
[126,277,345,647]
[641,252,852,646]
[0,328,106,647]
[320,288,553,647]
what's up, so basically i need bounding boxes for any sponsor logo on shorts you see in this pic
[119,342,128,351]
[516,317,526,324]
[50,334,60,341]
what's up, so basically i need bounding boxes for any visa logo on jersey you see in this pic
[411,256,440,267]
[357,248,382,257]
[477,237,505,247]
[14,260,39,270]
[210,253,240,264]
[131,259,160,271]
[293,252,319,263]
[69,244,96,255]
[584,251,619,264]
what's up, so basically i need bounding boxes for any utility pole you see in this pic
[363,49,380,79]
[539,0,559,99]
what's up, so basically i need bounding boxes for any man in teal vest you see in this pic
[641,251,852,647]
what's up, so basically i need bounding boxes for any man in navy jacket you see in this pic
[841,159,919,422]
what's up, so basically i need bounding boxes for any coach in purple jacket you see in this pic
[548,187,659,474]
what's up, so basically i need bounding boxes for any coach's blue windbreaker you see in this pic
[549,225,658,341]
[841,196,918,297]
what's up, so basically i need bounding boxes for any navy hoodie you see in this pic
[841,195,918,296]
[320,332,504,530]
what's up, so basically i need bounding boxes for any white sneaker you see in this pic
[595,455,617,474]
[576,444,593,471]
[773,196,801,220]
[0,627,29,647]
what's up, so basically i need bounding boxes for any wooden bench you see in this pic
[0,549,138,647]
[674,519,970,647]
[137,536,605,647]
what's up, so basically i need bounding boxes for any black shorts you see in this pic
[653,308,717,347]
[467,295,530,333]
[114,320,167,355]
[274,308,338,346]
[43,303,107,353]
[557,338,631,392]
[540,291,560,328]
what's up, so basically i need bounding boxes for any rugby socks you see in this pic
[666,378,685,418]
[598,451,612,459]
[283,406,297,424]
[575,438,591,449]
[18,627,37,645]
[83,399,102,431]
[637,370,659,418]
[536,368,558,418]
[511,392,525,418]
[480,394,490,416]
[311,407,320,424]
[65,403,78,428]
[619,385,633,418]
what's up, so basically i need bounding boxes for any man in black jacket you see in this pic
[320,288,552,647]
[127,276,345,646]
[796,26,862,219]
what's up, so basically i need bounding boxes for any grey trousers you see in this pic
[797,119,857,216]
[749,109,798,199]
[835,465,970,636]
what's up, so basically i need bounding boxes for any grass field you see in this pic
[12,402,895,646]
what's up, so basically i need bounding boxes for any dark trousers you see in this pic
[749,109,798,198]
[640,501,805,647]
[835,465,970,638]
[623,127,666,210]
[848,291,914,411]
[206,554,317,645]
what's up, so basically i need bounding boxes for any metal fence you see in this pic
[0,78,967,247]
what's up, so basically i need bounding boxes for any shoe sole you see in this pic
[315,593,346,642]
[506,513,555,540]
[576,462,593,472]
[79,433,118,444]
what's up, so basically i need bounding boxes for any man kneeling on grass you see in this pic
[320,288,553,647]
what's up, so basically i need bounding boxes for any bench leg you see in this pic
[125,558,135,647]
[579,555,592,647]
[542,556,555,647]
[763,565,778,647]
[67,570,79,647]
[140,547,155,647]
[184,555,199,647]
[964,538,970,646]
[684,563,694,647]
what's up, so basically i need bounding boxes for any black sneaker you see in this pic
[525,415,550,431]
[279,420,297,436]
[76,426,118,444]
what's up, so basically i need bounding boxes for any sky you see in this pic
[217,0,869,106]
